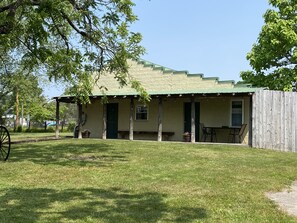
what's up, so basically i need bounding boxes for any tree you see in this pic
[59,102,77,131]
[241,0,297,91]
[28,98,55,130]
[0,0,148,103]
[0,56,15,119]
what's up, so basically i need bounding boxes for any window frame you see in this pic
[230,99,244,127]
[135,105,149,121]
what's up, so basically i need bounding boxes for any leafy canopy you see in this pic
[241,0,297,90]
[0,0,147,102]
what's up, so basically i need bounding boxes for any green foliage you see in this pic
[0,56,16,116]
[46,127,55,132]
[0,0,146,104]
[25,99,54,127]
[241,0,297,90]
[16,125,22,132]
[67,122,77,132]
[26,127,55,133]
[0,55,48,122]
[130,79,151,103]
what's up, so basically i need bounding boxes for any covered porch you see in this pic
[54,91,253,145]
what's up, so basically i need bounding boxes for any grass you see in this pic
[1,139,297,222]
[9,132,72,141]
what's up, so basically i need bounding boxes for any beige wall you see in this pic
[81,99,103,138]
[81,96,251,144]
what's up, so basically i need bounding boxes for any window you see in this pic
[135,105,148,120]
[231,100,243,127]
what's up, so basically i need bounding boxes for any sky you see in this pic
[44,0,270,99]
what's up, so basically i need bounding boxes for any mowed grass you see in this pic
[9,132,72,141]
[1,139,297,223]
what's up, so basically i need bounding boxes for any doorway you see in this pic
[107,103,118,139]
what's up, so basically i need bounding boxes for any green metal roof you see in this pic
[90,88,261,97]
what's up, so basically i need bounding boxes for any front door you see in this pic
[184,102,200,142]
[107,103,118,139]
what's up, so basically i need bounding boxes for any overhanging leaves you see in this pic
[0,0,146,103]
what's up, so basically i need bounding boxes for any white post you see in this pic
[102,103,107,139]
[158,97,163,142]
[129,98,134,140]
[77,103,83,139]
[191,96,196,143]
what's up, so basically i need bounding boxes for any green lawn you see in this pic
[1,139,297,222]
[9,132,72,141]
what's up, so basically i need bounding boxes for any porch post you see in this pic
[55,99,60,139]
[191,96,196,143]
[248,95,253,147]
[77,103,83,139]
[129,98,134,140]
[158,97,163,142]
[102,103,107,139]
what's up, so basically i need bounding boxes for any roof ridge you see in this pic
[136,59,229,82]
[133,59,257,89]
[187,73,204,78]
[136,59,176,73]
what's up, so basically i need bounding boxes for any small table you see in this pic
[205,126,240,142]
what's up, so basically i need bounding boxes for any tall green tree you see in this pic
[0,0,148,103]
[28,98,55,129]
[12,72,44,128]
[241,0,297,90]
[0,56,15,119]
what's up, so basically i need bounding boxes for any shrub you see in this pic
[16,125,23,132]
[46,127,55,132]
[67,122,77,132]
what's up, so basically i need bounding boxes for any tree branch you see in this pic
[0,0,41,34]
[49,13,70,53]
[60,9,105,54]
[60,10,88,38]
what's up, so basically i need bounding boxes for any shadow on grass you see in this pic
[9,140,130,167]
[0,187,207,223]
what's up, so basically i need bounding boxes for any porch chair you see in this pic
[229,124,247,143]
[200,123,216,142]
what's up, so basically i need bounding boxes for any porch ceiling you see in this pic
[54,88,260,103]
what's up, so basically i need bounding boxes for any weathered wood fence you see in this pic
[252,90,297,152]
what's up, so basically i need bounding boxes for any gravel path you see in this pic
[266,181,297,218]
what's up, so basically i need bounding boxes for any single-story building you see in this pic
[54,59,262,145]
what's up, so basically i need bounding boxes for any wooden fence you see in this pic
[252,90,297,152]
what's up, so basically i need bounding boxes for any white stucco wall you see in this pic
[81,96,250,144]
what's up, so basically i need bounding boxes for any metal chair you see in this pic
[229,124,247,143]
[200,123,216,142]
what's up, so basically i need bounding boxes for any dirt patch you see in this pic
[266,181,297,218]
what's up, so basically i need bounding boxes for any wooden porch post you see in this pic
[158,97,163,142]
[55,99,60,139]
[102,103,107,139]
[248,95,253,147]
[77,103,83,139]
[129,98,134,140]
[191,96,196,143]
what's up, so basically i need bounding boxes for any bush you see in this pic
[46,127,55,132]
[26,127,55,133]
[16,125,23,132]
[67,122,77,132]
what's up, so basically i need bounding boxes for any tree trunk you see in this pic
[15,91,19,131]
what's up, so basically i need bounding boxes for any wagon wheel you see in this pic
[0,126,11,161]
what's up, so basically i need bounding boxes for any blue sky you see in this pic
[132,0,270,81]
[45,0,270,98]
